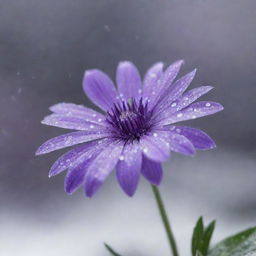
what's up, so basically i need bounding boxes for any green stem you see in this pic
[151,185,179,256]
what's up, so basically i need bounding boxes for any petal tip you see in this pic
[192,68,197,74]
[85,191,94,198]
[176,59,185,64]
[125,192,134,197]
[64,186,74,195]
[83,69,101,83]
[173,59,185,68]
[48,170,56,178]
[84,69,98,76]
[41,119,48,125]
[35,148,43,156]
[204,85,214,92]
[210,141,217,149]
[124,189,136,197]
[119,60,133,66]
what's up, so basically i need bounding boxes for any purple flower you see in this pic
[36,60,223,197]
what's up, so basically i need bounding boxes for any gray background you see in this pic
[0,0,256,255]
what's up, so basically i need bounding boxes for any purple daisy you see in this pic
[36,60,223,197]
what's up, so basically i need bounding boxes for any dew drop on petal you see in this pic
[143,147,148,153]
[169,125,175,131]
[150,73,157,78]
[205,102,211,107]
[65,136,73,146]
[171,102,177,107]
[119,155,124,161]
[177,113,183,118]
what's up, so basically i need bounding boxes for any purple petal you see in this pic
[84,141,123,197]
[139,132,170,162]
[154,69,197,115]
[36,130,110,155]
[141,156,163,185]
[116,61,142,100]
[160,101,224,125]
[149,60,184,109]
[170,126,216,150]
[64,158,92,194]
[168,132,196,156]
[83,69,118,111]
[167,69,196,101]
[63,137,111,194]
[143,62,164,99]
[175,86,213,111]
[50,102,105,124]
[116,142,142,196]
[49,140,101,177]
[42,114,105,130]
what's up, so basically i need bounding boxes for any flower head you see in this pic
[36,60,223,197]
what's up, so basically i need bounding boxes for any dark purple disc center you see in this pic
[106,98,152,141]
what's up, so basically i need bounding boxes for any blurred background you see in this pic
[1,0,256,255]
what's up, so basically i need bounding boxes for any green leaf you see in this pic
[192,217,204,256]
[208,227,256,256]
[192,217,216,256]
[201,220,215,255]
[104,243,122,256]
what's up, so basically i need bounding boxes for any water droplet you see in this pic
[90,125,94,129]
[205,102,211,107]
[153,133,158,137]
[169,126,175,131]
[143,147,148,153]
[119,155,124,161]
[171,102,177,107]
[177,113,183,118]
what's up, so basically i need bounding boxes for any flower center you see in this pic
[106,98,152,141]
